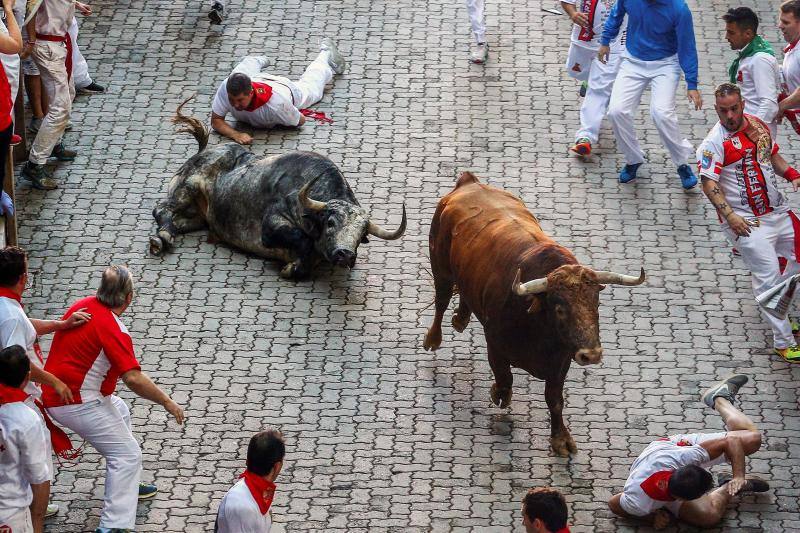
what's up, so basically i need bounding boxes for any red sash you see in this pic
[239,471,276,515]
[36,33,73,81]
[245,82,273,112]
[779,92,800,136]
[577,0,599,42]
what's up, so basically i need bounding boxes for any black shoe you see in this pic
[701,374,748,408]
[21,162,58,190]
[208,3,223,24]
[78,81,106,95]
[717,473,770,493]
[51,142,77,161]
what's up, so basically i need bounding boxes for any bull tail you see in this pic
[455,171,480,188]
[172,94,209,153]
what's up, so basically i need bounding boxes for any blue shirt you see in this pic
[601,0,698,90]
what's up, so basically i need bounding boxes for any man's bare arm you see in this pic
[211,113,252,145]
[701,177,751,237]
[121,369,185,424]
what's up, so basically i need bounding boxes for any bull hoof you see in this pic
[423,328,441,351]
[550,434,578,457]
[451,313,470,333]
[490,383,512,408]
[149,236,164,256]
[280,261,310,280]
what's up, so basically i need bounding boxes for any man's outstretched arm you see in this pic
[211,112,252,145]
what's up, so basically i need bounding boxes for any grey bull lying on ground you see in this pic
[150,98,407,279]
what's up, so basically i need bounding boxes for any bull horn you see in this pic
[594,268,646,286]
[367,204,407,240]
[298,176,327,212]
[512,269,549,295]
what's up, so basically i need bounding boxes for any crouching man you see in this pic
[211,40,345,145]
[608,375,768,529]
[41,266,185,533]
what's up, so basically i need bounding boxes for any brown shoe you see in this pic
[21,162,58,190]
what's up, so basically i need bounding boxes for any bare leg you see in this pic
[715,397,756,431]
[678,490,732,528]
[24,75,44,118]
[423,277,454,351]
[488,349,513,408]
[545,379,576,456]
[451,297,471,332]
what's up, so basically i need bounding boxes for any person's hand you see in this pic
[0,191,13,216]
[233,132,252,145]
[727,476,747,496]
[597,45,610,64]
[793,179,800,192]
[571,11,589,27]
[19,43,33,59]
[777,102,788,124]
[688,89,703,110]
[652,509,671,530]
[53,379,74,404]
[727,213,752,237]
[75,2,92,15]
[63,308,91,329]
[164,399,185,425]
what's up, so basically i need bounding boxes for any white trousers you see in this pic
[23,396,54,483]
[48,396,142,530]
[0,508,33,533]
[68,17,92,89]
[465,0,485,43]
[722,210,800,349]
[575,53,621,144]
[29,40,75,164]
[234,52,333,109]
[607,54,693,167]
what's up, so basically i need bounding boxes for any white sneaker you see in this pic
[470,42,488,64]
[46,503,59,518]
[320,38,346,74]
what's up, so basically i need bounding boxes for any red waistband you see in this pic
[36,33,68,42]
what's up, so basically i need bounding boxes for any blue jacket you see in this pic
[601,0,698,90]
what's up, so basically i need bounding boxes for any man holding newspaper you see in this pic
[699,82,800,363]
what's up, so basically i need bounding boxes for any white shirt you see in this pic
[697,116,787,219]
[620,439,713,517]
[0,296,43,399]
[34,0,73,35]
[564,0,626,52]
[216,479,272,533]
[782,39,800,96]
[212,75,302,129]
[0,402,50,523]
[735,52,780,134]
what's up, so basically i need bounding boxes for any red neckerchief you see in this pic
[0,383,28,404]
[640,470,675,502]
[0,384,81,461]
[245,82,273,112]
[0,287,22,304]
[785,38,800,53]
[555,527,571,533]
[240,471,276,515]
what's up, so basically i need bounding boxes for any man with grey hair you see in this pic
[42,266,185,533]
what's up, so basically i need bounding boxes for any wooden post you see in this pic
[3,143,16,246]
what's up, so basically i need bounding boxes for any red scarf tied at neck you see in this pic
[0,383,81,461]
[0,286,22,304]
[240,471,276,515]
[245,82,273,112]
[640,470,675,502]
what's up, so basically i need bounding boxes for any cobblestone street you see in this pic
[13,0,800,531]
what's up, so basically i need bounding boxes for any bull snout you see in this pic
[574,347,603,366]
[332,248,356,268]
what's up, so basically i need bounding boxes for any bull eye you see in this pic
[555,304,567,319]
[327,217,336,228]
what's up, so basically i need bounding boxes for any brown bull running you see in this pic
[423,172,645,456]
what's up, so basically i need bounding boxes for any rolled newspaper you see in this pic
[756,273,800,320]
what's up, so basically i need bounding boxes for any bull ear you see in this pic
[300,213,322,237]
[599,284,606,291]
[527,295,543,314]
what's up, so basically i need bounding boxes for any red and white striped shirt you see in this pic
[697,114,787,219]
[41,296,140,407]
